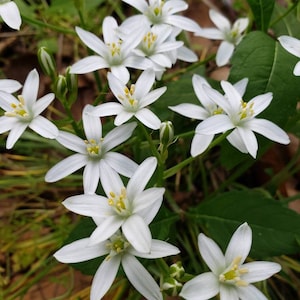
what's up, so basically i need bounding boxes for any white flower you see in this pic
[0,78,22,93]
[54,231,180,300]
[196,9,248,66]
[180,222,281,300]
[195,80,290,158]
[61,157,164,253]
[70,16,151,84]
[0,0,21,30]
[91,69,165,129]
[0,69,58,149]
[278,35,300,76]
[45,105,138,194]
[121,0,201,33]
[169,74,248,157]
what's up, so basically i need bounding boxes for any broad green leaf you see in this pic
[247,0,275,31]
[188,189,300,259]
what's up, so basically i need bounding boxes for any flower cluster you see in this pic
[1,1,296,299]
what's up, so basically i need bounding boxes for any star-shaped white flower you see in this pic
[278,35,300,76]
[121,0,201,33]
[0,78,22,93]
[196,9,248,66]
[91,69,165,129]
[54,231,180,300]
[0,69,58,149]
[180,222,281,300]
[70,16,151,83]
[195,80,290,158]
[0,0,21,30]
[169,74,248,157]
[61,157,164,253]
[45,105,138,194]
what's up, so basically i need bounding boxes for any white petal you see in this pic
[107,71,127,100]
[241,261,281,283]
[123,215,152,253]
[54,238,108,263]
[237,284,268,300]
[233,78,248,97]
[104,152,138,177]
[166,15,201,32]
[191,133,214,157]
[149,53,172,68]
[83,161,100,194]
[70,56,108,74]
[102,16,119,44]
[83,105,103,141]
[209,9,231,31]
[122,254,163,300]
[56,130,86,154]
[198,233,226,275]
[232,17,249,34]
[91,255,121,300]
[225,222,252,266]
[135,68,155,99]
[293,61,300,75]
[235,126,258,158]
[220,284,239,300]
[33,93,55,116]
[278,35,300,58]
[248,92,272,117]
[62,194,110,217]
[196,27,224,39]
[216,41,234,66]
[122,0,148,13]
[0,116,17,133]
[75,26,107,56]
[103,122,137,151]
[177,46,198,62]
[6,122,27,149]
[226,129,248,154]
[163,0,187,14]
[91,102,123,117]
[0,91,18,111]
[111,65,130,85]
[114,110,134,126]
[124,55,153,70]
[180,272,220,300]
[221,80,243,110]
[0,79,22,93]
[22,69,39,108]
[129,239,180,259]
[45,154,87,182]
[89,216,124,245]
[127,156,157,199]
[169,103,209,120]
[140,86,166,108]
[192,74,215,109]
[135,108,161,129]
[195,115,234,135]
[0,1,21,30]
[29,116,58,139]
[99,160,124,197]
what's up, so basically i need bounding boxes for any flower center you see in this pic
[239,100,254,120]
[85,139,103,158]
[141,32,157,55]
[108,188,131,216]
[118,85,138,111]
[107,40,123,65]
[5,95,31,121]
[106,232,130,259]
[219,256,249,286]
[146,1,165,24]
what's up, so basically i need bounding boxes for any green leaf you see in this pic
[247,0,275,31]
[188,189,300,259]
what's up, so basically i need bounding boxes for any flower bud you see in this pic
[159,121,174,146]
[169,261,185,280]
[38,47,57,80]
[65,67,78,104]
[161,277,182,296]
[54,75,68,101]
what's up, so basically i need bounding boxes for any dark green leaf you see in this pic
[188,189,300,259]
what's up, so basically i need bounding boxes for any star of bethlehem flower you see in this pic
[0,0,21,30]
[0,69,58,149]
[90,68,165,129]
[180,222,281,300]
[61,157,164,253]
[70,16,151,84]
[195,80,290,158]
[278,35,300,76]
[121,0,201,33]
[54,230,180,300]
[169,74,248,157]
[196,9,249,66]
[45,104,138,194]
[0,78,22,93]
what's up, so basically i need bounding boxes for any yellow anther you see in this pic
[5,95,29,118]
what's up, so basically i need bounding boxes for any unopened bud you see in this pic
[160,121,174,146]
[65,66,78,104]
[170,261,185,280]
[161,277,182,296]
[38,47,57,79]
[55,75,68,101]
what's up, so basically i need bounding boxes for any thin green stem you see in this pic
[270,0,299,28]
